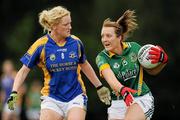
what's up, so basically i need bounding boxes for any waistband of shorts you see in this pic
[112,92,152,101]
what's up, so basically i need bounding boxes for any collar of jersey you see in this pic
[107,42,129,58]
[47,34,71,47]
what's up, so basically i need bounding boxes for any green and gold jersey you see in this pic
[96,42,150,100]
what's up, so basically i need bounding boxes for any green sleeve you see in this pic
[96,54,108,69]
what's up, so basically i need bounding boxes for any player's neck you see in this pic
[113,45,123,55]
[50,33,66,44]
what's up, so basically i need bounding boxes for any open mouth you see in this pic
[104,43,110,47]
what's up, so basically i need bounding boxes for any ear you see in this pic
[51,22,59,31]
[51,24,56,31]
[118,35,123,42]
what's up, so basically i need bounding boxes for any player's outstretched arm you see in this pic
[101,68,137,106]
[7,65,30,110]
[80,60,111,105]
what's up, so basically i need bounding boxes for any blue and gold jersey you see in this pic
[20,34,86,102]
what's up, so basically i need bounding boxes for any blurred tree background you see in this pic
[0,0,180,119]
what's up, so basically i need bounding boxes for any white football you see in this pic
[138,44,160,69]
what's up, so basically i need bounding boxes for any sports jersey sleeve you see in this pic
[77,40,87,63]
[20,40,44,68]
[96,54,110,77]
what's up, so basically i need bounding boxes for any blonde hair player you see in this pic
[7,6,111,120]
[96,10,168,120]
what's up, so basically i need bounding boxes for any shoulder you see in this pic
[33,35,49,47]
[124,42,141,54]
[27,35,48,55]
[70,35,81,41]
[124,42,141,48]
[69,35,83,45]
[97,49,106,57]
[96,50,110,68]
[128,42,141,48]
[123,42,141,51]
[96,49,109,60]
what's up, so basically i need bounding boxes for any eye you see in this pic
[63,23,68,26]
[106,34,112,38]
[62,22,71,27]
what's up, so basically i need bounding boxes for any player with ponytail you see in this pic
[96,10,168,120]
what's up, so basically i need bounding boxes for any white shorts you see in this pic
[108,92,154,120]
[41,93,88,118]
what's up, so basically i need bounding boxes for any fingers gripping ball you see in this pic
[97,85,111,105]
[138,44,160,69]
[149,46,168,64]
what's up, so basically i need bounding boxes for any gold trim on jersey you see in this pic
[57,42,67,46]
[37,45,52,96]
[77,41,81,59]
[27,36,48,55]
[52,35,80,47]
[122,42,128,49]
[71,35,86,93]
[71,35,80,40]
[137,66,143,95]
[30,36,51,96]
[107,42,129,58]
[108,51,115,58]
[70,35,82,59]
[77,64,86,93]
[99,63,110,77]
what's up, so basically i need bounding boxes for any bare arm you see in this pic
[145,63,167,76]
[80,60,102,88]
[12,65,30,92]
[101,68,123,92]
[102,68,137,106]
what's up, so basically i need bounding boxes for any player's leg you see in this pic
[1,112,11,120]
[66,94,88,120]
[125,93,154,120]
[125,103,145,120]
[40,96,65,120]
[66,107,86,120]
[40,109,63,120]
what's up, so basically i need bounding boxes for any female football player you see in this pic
[96,10,168,120]
[7,6,111,120]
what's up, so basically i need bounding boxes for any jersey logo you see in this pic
[61,53,65,59]
[69,51,77,58]
[113,62,120,68]
[50,54,56,61]
[129,52,137,62]
[57,48,67,52]
[122,59,128,66]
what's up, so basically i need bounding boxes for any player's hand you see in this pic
[120,86,137,107]
[7,91,18,110]
[97,85,111,105]
[149,46,168,64]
